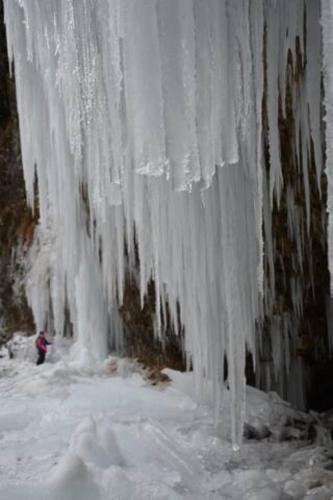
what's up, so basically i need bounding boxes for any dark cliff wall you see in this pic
[0,3,34,343]
[120,274,186,371]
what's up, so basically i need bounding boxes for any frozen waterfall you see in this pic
[3,0,327,445]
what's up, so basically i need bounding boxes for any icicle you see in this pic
[322,0,333,295]
[306,0,323,192]
[326,298,333,355]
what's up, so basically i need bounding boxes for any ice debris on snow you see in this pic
[0,355,333,499]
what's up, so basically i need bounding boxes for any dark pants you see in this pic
[36,348,46,365]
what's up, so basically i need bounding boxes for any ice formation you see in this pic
[323,0,333,294]
[3,0,325,445]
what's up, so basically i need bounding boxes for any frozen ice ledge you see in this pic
[2,0,331,446]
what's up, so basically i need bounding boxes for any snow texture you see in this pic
[3,0,324,445]
[0,340,333,500]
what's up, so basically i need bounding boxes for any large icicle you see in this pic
[322,0,333,295]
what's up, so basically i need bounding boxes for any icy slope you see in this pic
[0,342,333,499]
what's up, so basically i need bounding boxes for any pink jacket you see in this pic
[35,336,49,352]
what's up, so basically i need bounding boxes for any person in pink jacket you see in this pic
[35,331,52,365]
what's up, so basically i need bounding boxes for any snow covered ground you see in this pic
[0,336,333,499]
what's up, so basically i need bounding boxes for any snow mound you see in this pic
[0,356,333,499]
[48,452,100,500]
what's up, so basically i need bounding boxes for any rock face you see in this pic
[120,274,186,371]
[0,2,34,344]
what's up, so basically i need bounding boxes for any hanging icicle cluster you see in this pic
[3,0,325,445]
[257,0,325,409]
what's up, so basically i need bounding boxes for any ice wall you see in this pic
[3,0,324,445]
